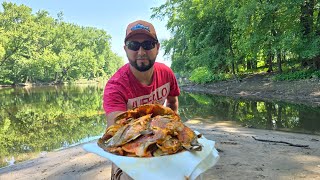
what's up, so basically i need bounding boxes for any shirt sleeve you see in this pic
[103,80,127,114]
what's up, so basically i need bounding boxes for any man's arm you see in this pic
[106,111,125,128]
[166,96,179,112]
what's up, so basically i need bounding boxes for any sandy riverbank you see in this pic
[1,120,319,180]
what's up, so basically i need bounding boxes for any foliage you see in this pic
[152,0,320,84]
[272,70,320,81]
[189,67,228,84]
[0,2,123,85]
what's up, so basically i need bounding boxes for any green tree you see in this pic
[0,2,123,85]
[152,0,320,84]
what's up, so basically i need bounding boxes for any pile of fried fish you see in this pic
[98,104,202,157]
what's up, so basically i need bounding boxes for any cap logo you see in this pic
[131,23,150,32]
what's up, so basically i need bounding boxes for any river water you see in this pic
[0,85,319,167]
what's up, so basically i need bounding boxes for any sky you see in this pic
[0,0,172,66]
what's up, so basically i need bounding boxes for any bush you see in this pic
[272,70,320,81]
[312,70,320,78]
[0,79,13,85]
[189,67,228,84]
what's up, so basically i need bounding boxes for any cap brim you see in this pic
[125,29,157,42]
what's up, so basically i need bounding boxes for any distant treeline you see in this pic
[152,0,320,83]
[0,2,123,85]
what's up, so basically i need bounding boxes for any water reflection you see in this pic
[179,92,320,135]
[0,86,319,168]
[0,85,106,168]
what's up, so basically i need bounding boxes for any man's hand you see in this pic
[166,96,179,113]
[106,111,124,128]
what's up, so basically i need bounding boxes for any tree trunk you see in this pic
[277,50,282,73]
[236,63,239,73]
[300,0,317,69]
[229,36,235,75]
[313,56,320,70]
[231,62,235,75]
[252,59,257,69]
[267,53,273,73]
[316,9,320,35]
[247,60,252,70]
[54,72,58,82]
[300,0,314,35]
[25,76,29,83]
[314,9,320,70]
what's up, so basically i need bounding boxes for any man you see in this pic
[103,20,180,180]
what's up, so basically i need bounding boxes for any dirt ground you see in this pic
[1,73,320,180]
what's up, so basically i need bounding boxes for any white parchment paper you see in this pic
[83,136,219,180]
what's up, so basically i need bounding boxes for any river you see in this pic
[0,85,319,167]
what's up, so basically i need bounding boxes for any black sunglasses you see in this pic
[125,40,158,51]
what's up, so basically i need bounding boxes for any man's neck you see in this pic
[130,65,154,86]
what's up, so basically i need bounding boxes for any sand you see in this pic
[1,120,319,180]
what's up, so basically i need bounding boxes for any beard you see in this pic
[129,58,155,72]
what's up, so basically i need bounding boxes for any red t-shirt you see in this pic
[103,62,180,114]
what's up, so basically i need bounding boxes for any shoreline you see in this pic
[0,121,319,180]
[2,74,319,107]
[0,78,107,89]
[180,75,320,108]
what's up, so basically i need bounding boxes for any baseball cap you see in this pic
[124,20,158,42]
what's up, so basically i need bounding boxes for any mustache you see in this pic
[136,56,148,60]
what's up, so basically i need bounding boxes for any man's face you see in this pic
[124,34,159,72]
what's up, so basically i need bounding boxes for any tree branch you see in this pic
[0,46,19,67]
[252,136,309,148]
